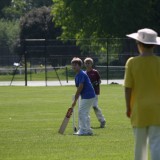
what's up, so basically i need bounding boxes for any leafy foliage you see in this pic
[0,0,11,18]
[52,0,160,39]
[20,6,60,39]
[2,0,53,19]
[0,19,19,53]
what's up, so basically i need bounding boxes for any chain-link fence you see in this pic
[0,38,160,86]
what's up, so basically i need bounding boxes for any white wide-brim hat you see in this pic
[126,28,160,45]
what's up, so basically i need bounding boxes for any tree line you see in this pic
[52,0,160,39]
[0,0,60,56]
[0,0,160,56]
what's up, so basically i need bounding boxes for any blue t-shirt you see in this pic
[75,70,95,99]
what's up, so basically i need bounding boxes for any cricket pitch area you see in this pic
[0,85,134,160]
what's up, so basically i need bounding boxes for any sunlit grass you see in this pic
[0,85,134,160]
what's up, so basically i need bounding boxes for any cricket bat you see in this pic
[58,107,73,134]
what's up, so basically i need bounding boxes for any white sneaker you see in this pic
[73,130,93,136]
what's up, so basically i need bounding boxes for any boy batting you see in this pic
[124,28,160,160]
[84,57,106,128]
[71,57,96,136]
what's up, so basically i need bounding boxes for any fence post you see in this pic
[24,50,27,86]
[107,38,109,85]
[44,39,47,87]
[66,66,68,83]
[29,59,32,81]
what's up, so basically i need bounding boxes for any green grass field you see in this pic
[0,85,134,160]
[0,68,73,81]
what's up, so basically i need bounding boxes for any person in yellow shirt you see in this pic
[124,28,160,160]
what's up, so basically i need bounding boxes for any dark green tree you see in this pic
[0,19,19,53]
[0,0,11,17]
[20,6,60,39]
[2,0,27,19]
[29,0,53,8]
[2,0,53,19]
[150,0,160,34]
[52,0,160,39]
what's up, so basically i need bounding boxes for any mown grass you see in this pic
[0,68,74,81]
[0,85,135,160]
[0,66,124,81]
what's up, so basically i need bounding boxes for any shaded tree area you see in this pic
[1,0,160,64]
[0,0,11,18]
[20,7,60,39]
[2,0,53,19]
[0,0,62,59]
[51,0,160,66]
[17,6,65,58]
[0,19,19,51]
[52,0,160,39]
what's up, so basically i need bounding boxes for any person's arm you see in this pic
[71,83,83,108]
[125,87,132,118]
[97,71,101,84]
[98,78,101,84]
[92,71,101,86]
